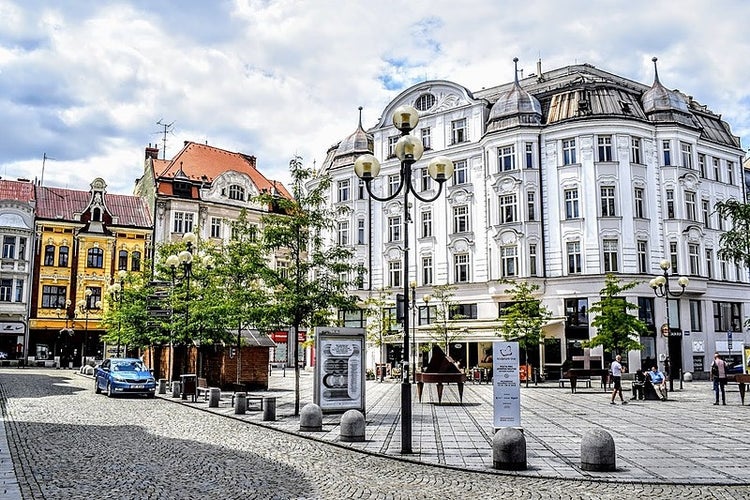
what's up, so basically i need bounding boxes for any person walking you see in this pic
[710,352,728,405]
[610,354,627,405]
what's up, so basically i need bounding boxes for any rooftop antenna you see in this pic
[40,152,55,187]
[156,119,175,160]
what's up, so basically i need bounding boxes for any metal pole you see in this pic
[401,157,412,455]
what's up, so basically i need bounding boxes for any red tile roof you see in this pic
[0,179,36,202]
[154,141,291,199]
[35,186,152,227]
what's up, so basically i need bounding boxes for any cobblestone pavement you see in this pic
[0,368,749,499]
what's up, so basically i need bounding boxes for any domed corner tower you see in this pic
[486,58,543,133]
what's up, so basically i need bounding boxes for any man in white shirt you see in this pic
[610,355,627,405]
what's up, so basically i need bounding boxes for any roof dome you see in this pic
[335,107,373,157]
[488,58,542,126]
[642,57,689,114]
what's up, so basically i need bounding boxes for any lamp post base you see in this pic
[400,381,412,454]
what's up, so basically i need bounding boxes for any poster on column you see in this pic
[492,341,521,428]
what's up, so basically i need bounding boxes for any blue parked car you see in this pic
[94,358,156,398]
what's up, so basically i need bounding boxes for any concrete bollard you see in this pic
[340,409,366,442]
[208,387,221,408]
[581,428,616,472]
[234,392,247,414]
[171,381,181,398]
[262,397,277,421]
[158,379,167,394]
[492,427,527,470]
[683,371,693,382]
[299,403,323,431]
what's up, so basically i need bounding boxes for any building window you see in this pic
[388,174,399,196]
[422,256,433,285]
[210,217,222,239]
[337,220,349,246]
[499,194,517,223]
[670,242,678,273]
[0,279,11,302]
[451,118,467,144]
[727,161,735,185]
[58,246,69,267]
[689,300,702,331]
[698,154,706,178]
[562,138,577,165]
[688,244,700,275]
[525,142,534,169]
[421,128,431,149]
[600,186,616,217]
[421,211,432,238]
[631,137,642,164]
[567,241,582,274]
[498,145,516,172]
[357,219,365,245]
[713,301,742,332]
[666,190,675,218]
[358,179,366,199]
[529,244,538,277]
[87,248,104,268]
[685,191,697,221]
[564,189,580,219]
[713,158,721,182]
[634,188,645,218]
[1,236,15,259]
[41,285,67,309]
[702,200,711,228]
[603,239,619,272]
[637,240,648,273]
[337,179,350,202]
[14,279,23,303]
[44,245,55,266]
[720,259,728,281]
[527,191,536,221]
[453,206,469,233]
[453,160,468,185]
[228,185,245,201]
[131,251,141,272]
[500,246,517,277]
[638,297,656,332]
[388,216,401,242]
[87,287,102,309]
[387,136,399,158]
[173,212,194,233]
[662,140,671,166]
[118,250,128,270]
[705,249,714,279]
[420,168,432,192]
[597,135,613,162]
[451,303,477,320]
[388,260,402,288]
[454,253,470,283]
[680,142,693,169]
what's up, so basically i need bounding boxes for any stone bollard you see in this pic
[299,403,323,432]
[171,381,181,398]
[492,427,527,470]
[208,387,221,408]
[158,379,168,395]
[683,371,693,382]
[262,397,277,421]
[581,428,616,472]
[234,392,247,414]
[340,409,366,442]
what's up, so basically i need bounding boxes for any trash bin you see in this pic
[262,397,276,421]
[180,374,197,401]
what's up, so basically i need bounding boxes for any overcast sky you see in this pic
[2,0,750,194]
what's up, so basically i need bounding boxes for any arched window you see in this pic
[131,251,141,272]
[87,248,104,268]
[44,245,55,266]
[228,185,245,201]
[118,250,128,270]
[92,208,101,222]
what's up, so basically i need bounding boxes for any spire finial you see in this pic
[652,56,660,83]
[358,106,363,129]
[513,57,520,84]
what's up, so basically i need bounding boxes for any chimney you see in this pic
[145,143,159,160]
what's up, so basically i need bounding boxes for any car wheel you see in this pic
[94,377,101,394]
[106,382,114,398]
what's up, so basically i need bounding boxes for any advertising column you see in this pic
[492,341,521,429]
[313,327,366,414]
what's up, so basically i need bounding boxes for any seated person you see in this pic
[631,369,646,400]
[646,365,668,401]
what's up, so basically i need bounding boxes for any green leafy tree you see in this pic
[497,280,552,386]
[255,156,361,414]
[583,274,648,355]
[428,284,464,354]
[715,199,750,269]
[362,289,399,375]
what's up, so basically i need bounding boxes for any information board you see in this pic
[313,327,366,413]
[492,341,521,428]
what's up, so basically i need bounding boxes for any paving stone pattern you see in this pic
[0,368,748,499]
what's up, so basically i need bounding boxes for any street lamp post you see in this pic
[108,270,128,357]
[167,232,197,376]
[650,259,689,392]
[354,104,455,454]
[409,281,417,384]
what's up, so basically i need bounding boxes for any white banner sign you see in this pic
[492,341,521,428]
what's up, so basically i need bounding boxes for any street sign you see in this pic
[728,331,733,352]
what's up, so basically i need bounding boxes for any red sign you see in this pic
[270,330,306,343]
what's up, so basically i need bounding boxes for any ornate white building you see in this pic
[317,58,749,380]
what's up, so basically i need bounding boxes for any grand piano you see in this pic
[415,345,467,404]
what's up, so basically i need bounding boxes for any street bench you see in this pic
[196,377,213,401]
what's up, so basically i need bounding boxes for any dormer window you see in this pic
[92,208,101,222]
[414,93,436,112]
[228,185,245,201]
[173,181,192,198]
